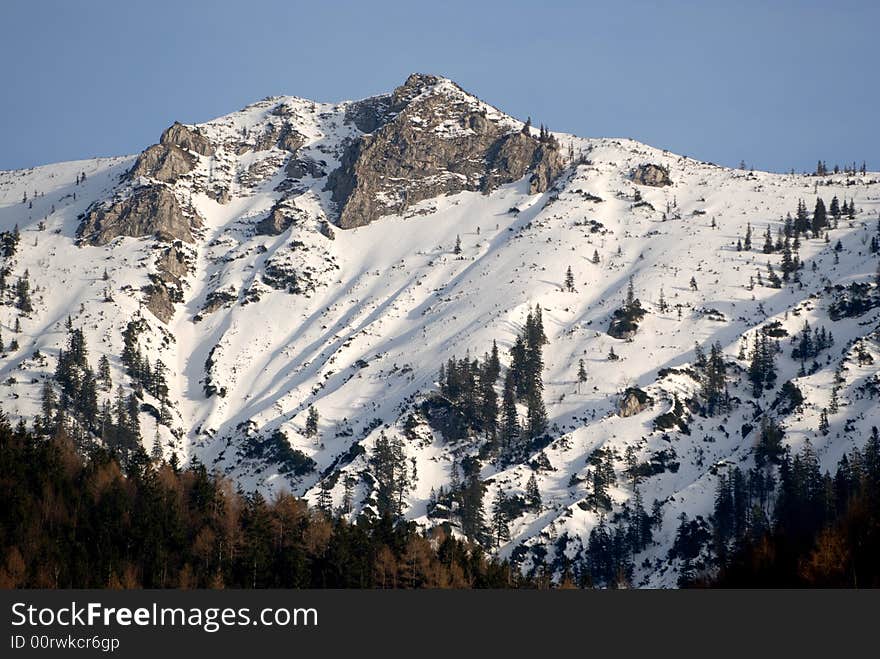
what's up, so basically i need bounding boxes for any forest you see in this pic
[0,411,524,589]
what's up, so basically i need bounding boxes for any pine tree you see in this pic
[763,225,774,254]
[577,359,588,393]
[819,408,830,436]
[499,370,519,460]
[453,235,462,255]
[565,266,575,292]
[592,249,600,264]
[151,424,163,462]
[526,473,542,511]
[525,390,547,441]
[305,406,319,443]
[491,492,511,546]
[744,222,753,250]
[15,272,33,313]
[830,195,840,219]
[812,197,827,234]
[98,355,112,391]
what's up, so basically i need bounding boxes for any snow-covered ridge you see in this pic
[0,74,878,587]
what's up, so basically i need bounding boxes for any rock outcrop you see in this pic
[127,122,214,183]
[128,143,196,183]
[285,156,325,179]
[619,387,653,417]
[255,201,302,236]
[77,186,201,245]
[143,243,190,323]
[632,163,672,187]
[326,74,565,229]
[160,122,214,156]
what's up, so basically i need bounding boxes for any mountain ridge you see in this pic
[0,73,878,587]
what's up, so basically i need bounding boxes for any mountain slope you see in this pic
[1,74,878,587]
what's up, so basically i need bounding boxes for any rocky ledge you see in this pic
[77,185,202,246]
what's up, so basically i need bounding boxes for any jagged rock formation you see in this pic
[77,185,201,245]
[160,121,214,157]
[326,74,565,229]
[128,143,196,183]
[632,163,672,187]
[127,122,214,183]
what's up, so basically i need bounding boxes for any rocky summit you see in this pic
[1,73,879,588]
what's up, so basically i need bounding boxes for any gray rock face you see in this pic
[344,95,393,133]
[77,186,201,245]
[326,74,564,229]
[632,163,672,187]
[127,122,213,183]
[144,282,176,323]
[128,143,195,183]
[255,201,301,236]
[144,243,190,323]
[160,122,214,156]
[277,125,306,152]
[155,243,190,281]
[619,387,653,417]
[285,156,325,179]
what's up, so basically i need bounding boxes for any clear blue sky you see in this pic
[1,0,876,172]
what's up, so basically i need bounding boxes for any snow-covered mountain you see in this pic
[1,73,878,587]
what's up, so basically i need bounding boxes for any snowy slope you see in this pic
[1,75,878,587]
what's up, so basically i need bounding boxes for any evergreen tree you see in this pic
[491,492,511,546]
[812,197,827,234]
[577,359,588,393]
[565,266,575,292]
[526,473,542,510]
[453,235,462,255]
[830,195,840,219]
[305,406,319,443]
[97,355,112,391]
[499,370,519,461]
[763,225,774,254]
[15,272,33,313]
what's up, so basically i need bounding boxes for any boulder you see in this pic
[255,202,300,236]
[619,387,653,417]
[632,163,672,187]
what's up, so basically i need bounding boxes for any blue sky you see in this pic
[1,0,876,172]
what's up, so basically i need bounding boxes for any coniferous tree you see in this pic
[499,370,519,461]
[526,473,542,511]
[577,359,588,393]
[97,355,112,391]
[491,492,511,546]
[565,266,575,292]
[763,225,774,254]
[812,198,827,234]
[829,195,840,220]
[305,406,319,443]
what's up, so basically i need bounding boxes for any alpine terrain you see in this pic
[1,74,878,587]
